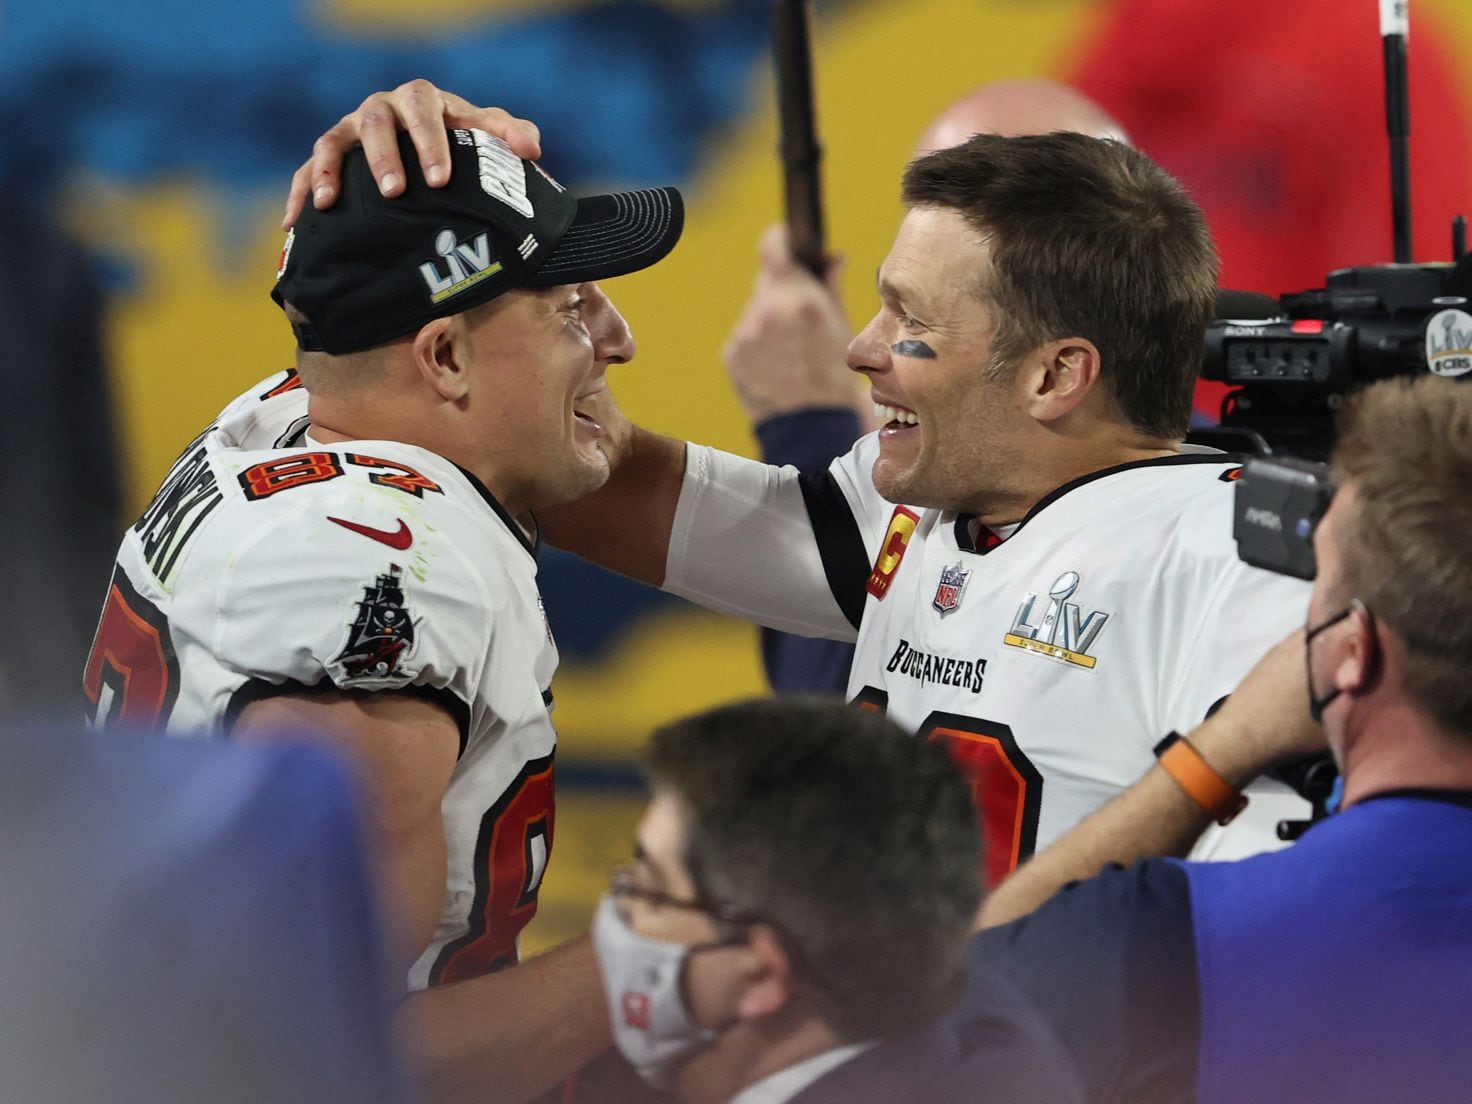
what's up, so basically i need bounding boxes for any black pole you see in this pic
[773,0,826,277]
[1381,1,1413,263]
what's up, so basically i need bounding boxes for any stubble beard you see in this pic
[872,454,942,510]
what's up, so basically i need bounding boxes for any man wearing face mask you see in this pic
[590,697,1083,1104]
[971,374,1472,1103]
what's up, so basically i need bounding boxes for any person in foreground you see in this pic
[591,697,1083,1104]
[2,724,410,1104]
[972,374,1472,1104]
[85,121,684,1104]
[292,82,1312,882]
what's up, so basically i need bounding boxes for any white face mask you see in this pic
[591,894,738,1090]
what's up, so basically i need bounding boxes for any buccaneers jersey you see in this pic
[665,436,1311,882]
[84,371,557,990]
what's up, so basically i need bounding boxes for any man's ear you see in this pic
[734,926,796,1021]
[1333,601,1381,696]
[1023,337,1102,423]
[411,317,469,402]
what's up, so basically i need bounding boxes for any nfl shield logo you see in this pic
[933,562,971,615]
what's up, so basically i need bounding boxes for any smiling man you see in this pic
[83,125,683,1104]
[562,131,1312,874]
[554,131,1309,874]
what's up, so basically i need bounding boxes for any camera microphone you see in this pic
[1215,290,1285,321]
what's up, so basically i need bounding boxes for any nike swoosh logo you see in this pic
[327,516,413,550]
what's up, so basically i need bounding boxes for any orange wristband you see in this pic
[1156,732,1248,826]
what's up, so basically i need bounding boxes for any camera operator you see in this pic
[974,373,1472,1104]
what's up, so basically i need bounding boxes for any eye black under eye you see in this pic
[892,339,938,359]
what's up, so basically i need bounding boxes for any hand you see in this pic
[1190,628,1328,785]
[283,79,544,229]
[722,226,862,425]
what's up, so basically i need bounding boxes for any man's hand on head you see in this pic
[283,79,543,229]
[723,225,862,425]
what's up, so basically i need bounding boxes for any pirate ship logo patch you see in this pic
[333,564,418,682]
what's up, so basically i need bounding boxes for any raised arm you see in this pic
[283,81,861,632]
[978,629,1327,928]
[723,225,862,426]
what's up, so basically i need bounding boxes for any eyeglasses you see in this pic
[608,864,756,926]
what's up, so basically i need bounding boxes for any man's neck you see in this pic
[726,1040,872,1104]
[305,399,526,518]
[1340,702,1472,807]
[678,1017,848,1104]
[303,393,381,448]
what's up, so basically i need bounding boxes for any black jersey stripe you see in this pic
[797,470,869,632]
[453,463,539,560]
[225,677,472,759]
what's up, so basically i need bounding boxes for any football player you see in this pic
[85,115,683,1104]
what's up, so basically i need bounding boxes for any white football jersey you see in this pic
[665,435,1312,880]
[85,371,557,989]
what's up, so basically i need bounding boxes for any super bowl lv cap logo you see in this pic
[418,130,556,304]
[271,126,684,357]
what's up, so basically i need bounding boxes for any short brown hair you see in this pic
[282,301,387,395]
[902,132,1217,439]
[1330,376,1472,738]
[646,698,980,1041]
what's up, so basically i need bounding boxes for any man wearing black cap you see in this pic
[83,125,683,1104]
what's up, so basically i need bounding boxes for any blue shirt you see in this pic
[975,790,1472,1104]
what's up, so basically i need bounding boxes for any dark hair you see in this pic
[646,697,980,1041]
[1330,376,1472,740]
[902,132,1217,439]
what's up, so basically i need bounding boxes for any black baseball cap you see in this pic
[273,127,684,355]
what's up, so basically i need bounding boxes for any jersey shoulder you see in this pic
[164,435,527,697]
[1081,453,1246,559]
[1111,455,1310,604]
[212,369,313,449]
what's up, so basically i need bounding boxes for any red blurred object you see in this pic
[1073,0,1472,421]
